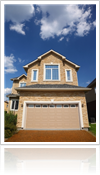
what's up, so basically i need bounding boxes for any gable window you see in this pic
[20,83,26,87]
[65,69,72,82]
[45,65,60,81]
[11,100,19,110]
[32,69,38,82]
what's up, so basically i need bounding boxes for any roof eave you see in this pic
[15,88,91,92]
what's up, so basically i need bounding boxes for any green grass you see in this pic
[89,155,96,167]
[89,123,96,136]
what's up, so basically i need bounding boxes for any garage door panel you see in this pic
[25,103,80,129]
[25,160,80,174]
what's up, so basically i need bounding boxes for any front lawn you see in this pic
[89,123,96,136]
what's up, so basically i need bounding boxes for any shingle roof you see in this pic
[17,84,85,89]
[6,93,20,97]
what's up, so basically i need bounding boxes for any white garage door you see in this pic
[25,104,80,129]
[24,160,80,174]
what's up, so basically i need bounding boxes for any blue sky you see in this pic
[4,4,96,100]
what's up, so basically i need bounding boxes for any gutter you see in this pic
[15,87,91,92]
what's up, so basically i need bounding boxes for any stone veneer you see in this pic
[17,91,89,128]
[12,76,27,94]
[26,52,78,86]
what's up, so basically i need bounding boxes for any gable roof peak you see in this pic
[23,50,80,72]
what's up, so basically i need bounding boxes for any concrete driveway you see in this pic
[5,130,96,142]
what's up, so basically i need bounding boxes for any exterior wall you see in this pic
[4,102,8,111]
[17,91,89,128]
[8,97,19,115]
[16,163,23,174]
[26,53,78,86]
[82,163,89,174]
[86,83,96,103]
[12,76,27,94]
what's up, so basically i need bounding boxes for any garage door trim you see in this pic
[22,101,83,129]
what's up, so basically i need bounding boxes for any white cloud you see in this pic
[4,54,17,73]
[59,37,64,42]
[36,5,96,40]
[66,38,69,42]
[86,81,90,85]
[18,57,25,63]
[4,88,12,94]
[10,23,25,35]
[5,5,35,34]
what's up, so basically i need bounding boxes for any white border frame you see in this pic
[22,101,83,129]
[1,1,99,145]
[10,99,19,111]
[65,69,73,82]
[43,63,60,81]
[31,69,38,82]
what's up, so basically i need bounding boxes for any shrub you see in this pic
[4,111,17,138]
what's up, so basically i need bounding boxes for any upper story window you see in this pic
[20,82,26,87]
[31,69,38,82]
[44,64,60,81]
[65,69,73,82]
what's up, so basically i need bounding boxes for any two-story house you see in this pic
[7,50,91,130]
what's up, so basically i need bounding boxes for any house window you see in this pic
[11,100,19,110]
[35,104,41,108]
[63,104,69,108]
[20,83,26,87]
[28,104,34,107]
[56,104,62,108]
[45,65,59,81]
[66,69,72,81]
[32,69,38,81]
[70,104,76,108]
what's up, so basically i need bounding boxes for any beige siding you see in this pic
[12,76,27,94]
[17,91,89,128]
[26,53,78,86]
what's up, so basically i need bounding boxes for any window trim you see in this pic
[65,69,73,82]
[31,69,38,82]
[44,63,60,81]
[10,99,19,111]
[19,81,26,87]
